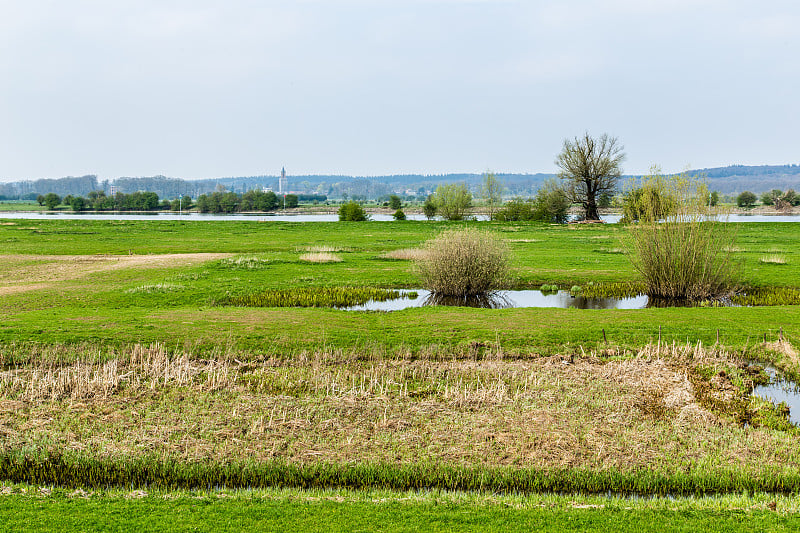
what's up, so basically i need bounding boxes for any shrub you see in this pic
[736,191,756,208]
[415,227,508,296]
[760,190,778,206]
[43,192,61,210]
[626,173,740,301]
[422,195,437,219]
[283,194,299,208]
[393,209,406,220]
[531,180,570,223]
[433,183,472,221]
[494,181,568,223]
[70,196,87,212]
[338,201,368,221]
[493,197,534,221]
[621,171,677,223]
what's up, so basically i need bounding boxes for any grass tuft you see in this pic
[124,283,186,294]
[300,245,346,253]
[218,256,271,270]
[381,248,428,261]
[760,255,787,265]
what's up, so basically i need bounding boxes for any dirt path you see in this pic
[0,253,231,296]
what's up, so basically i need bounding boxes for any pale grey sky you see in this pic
[1,0,798,181]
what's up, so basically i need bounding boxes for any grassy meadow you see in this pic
[1,218,800,528]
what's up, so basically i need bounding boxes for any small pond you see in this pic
[343,290,648,311]
[752,366,800,426]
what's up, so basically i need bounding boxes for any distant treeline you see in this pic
[36,191,177,212]
[196,191,327,213]
[34,190,329,213]
[2,164,800,200]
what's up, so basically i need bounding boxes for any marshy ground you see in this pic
[1,342,797,474]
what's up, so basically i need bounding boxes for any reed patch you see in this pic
[731,287,800,306]
[219,287,411,308]
[760,255,787,265]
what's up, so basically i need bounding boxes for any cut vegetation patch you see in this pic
[381,248,428,261]
[300,252,342,263]
[218,256,271,270]
[300,245,346,253]
[124,283,186,294]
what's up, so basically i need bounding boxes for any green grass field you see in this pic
[1,218,799,530]
[0,220,797,352]
[1,485,799,533]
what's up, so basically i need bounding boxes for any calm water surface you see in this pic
[753,367,800,426]
[344,290,648,311]
[0,212,434,221]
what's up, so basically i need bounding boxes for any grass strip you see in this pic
[3,451,800,496]
[1,494,797,533]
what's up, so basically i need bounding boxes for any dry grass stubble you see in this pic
[1,343,798,470]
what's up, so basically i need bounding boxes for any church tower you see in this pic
[279,167,288,194]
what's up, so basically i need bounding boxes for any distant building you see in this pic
[278,167,288,194]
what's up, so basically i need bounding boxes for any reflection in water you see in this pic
[343,289,648,311]
[421,292,514,309]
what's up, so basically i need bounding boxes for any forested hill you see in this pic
[1,164,798,200]
[692,164,800,194]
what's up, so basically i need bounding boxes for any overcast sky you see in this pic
[1,0,798,181]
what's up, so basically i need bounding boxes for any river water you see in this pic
[1,212,799,222]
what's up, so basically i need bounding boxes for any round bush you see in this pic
[415,227,508,296]
[338,201,368,221]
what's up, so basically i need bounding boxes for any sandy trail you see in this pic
[0,253,231,295]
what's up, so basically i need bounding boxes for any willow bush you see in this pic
[415,227,508,297]
[626,172,740,301]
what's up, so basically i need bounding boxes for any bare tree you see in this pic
[555,132,625,221]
